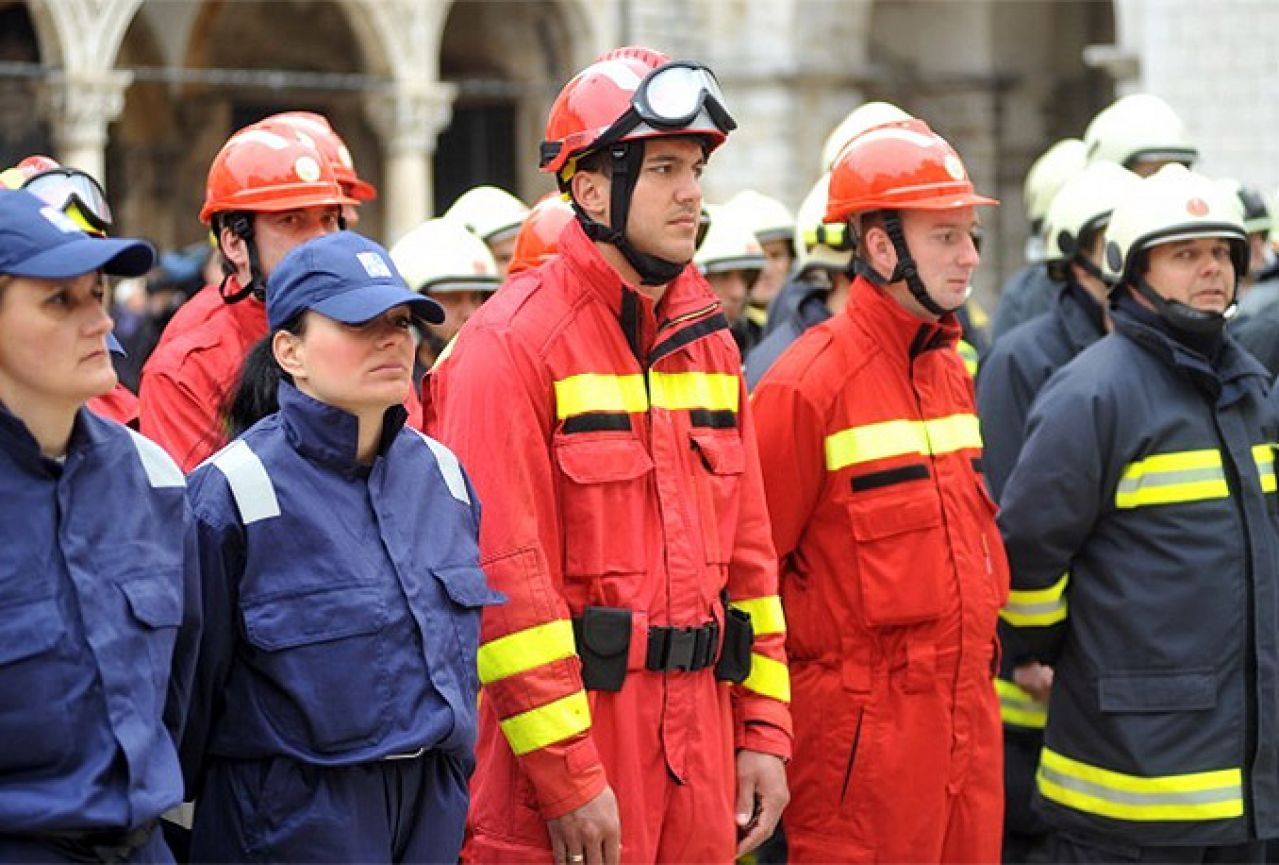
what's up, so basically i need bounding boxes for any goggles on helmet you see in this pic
[22,168,113,233]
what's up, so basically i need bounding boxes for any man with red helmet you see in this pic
[271,110,378,226]
[751,118,1007,862]
[138,118,351,469]
[423,47,791,864]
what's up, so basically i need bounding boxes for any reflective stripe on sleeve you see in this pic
[477,619,578,686]
[1114,449,1228,509]
[741,653,790,703]
[412,431,471,504]
[1253,444,1276,494]
[554,374,647,418]
[824,414,982,471]
[732,596,786,636]
[1001,572,1069,628]
[995,677,1047,729]
[957,340,980,379]
[649,371,740,413]
[499,691,592,756]
[1037,747,1244,822]
[126,428,185,488]
[210,440,280,524]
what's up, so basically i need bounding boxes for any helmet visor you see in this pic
[23,168,113,233]
[634,62,736,133]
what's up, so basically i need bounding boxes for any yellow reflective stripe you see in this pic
[824,413,981,471]
[649,371,739,412]
[1038,747,1243,822]
[733,596,786,636]
[554,374,647,419]
[1253,444,1276,494]
[1001,572,1069,628]
[499,691,592,756]
[741,653,790,703]
[995,678,1047,729]
[477,619,577,686]
[1115,449,1228,509]
[957,340,979,379]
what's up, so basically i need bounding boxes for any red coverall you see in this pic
[88,384,139,427]
[751,275,1007,863]
[423,220,792,864]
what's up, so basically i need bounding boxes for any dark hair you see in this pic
[575,147,615,178]
[223,312,306,437]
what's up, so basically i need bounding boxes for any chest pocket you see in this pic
[0,596,74,772]
[118,573,184,702]
[689,430,745,567]
[554,435,654,578]
[241,583,389,753]
[432,564,504,697]
[849,491,948,627]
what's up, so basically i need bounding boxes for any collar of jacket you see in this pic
[0,401,98,477]
[559,217,724,363]
[1111,294,1268,407]
[276,382,408,477]
[847,273,961,361]
[1058,280,1108,353]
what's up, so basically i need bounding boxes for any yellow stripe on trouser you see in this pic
[995,677,1047,729]
[1115,449,1228,508]
[1001,572,1069,627]
[824,414,982,470]
[741,654,790,702]
[1253,444,1276,493]
[499,691,593,756]
[649,371,740,412]
[477,619,577,685]
[1037,747,1244,821]
[732,596,786,636]
[554,373,648,418]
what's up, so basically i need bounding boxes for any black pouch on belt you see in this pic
[715,605,754,684]
[572,606,632,692]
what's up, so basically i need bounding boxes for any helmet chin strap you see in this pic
[849,210,958,317]
[570,142,688,287]
[1131,275,1236,335]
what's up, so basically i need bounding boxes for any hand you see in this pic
[546,786,621,865]
[734,749,789,856]
[1013,661,1054,702]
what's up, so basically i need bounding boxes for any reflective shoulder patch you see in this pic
[125,428,185,488]
[411,430,470,505]
[209,440,280,524]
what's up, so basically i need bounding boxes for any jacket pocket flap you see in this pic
[850,493,942,541]
[0,598,63,663]
[555,437,655,484]
[433,565,505,608]
[243,585,384,651]
[690,431,746,476]
[119,576,183,629]
[1098,670,1217,713]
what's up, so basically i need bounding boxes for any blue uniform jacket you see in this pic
[998,298,1279,845]
[0,405,198,832]
[182,383,500,789]
[991,262,1063,343]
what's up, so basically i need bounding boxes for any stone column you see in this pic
[367,80,457,245]
[38,69,133,186]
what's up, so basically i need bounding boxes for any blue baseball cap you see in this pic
[0,189,154,279]
[267,232,445,331]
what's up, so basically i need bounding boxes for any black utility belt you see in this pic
[18,819,158,864]
[571,604,753,692]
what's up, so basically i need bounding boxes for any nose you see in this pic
[959,233,981,268]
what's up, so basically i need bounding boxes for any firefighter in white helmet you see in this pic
[725,189,795,319]
[695,203,767,352]
[1083,93,1198,176]
[443,185,530,279]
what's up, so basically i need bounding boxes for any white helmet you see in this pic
[725,189,795,245]
[821,101,914,171]
[1215,178,1272,236]
[1023,138,1087,230]
[794,172,853,276]
[444,185,530,244]
[389,217,501,295]
[695,204,767,276]
[1043,161,1141,265]
[1084,93,1198,171]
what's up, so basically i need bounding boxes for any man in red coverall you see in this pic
[751,118,1008,863]
[423,47,791,865]
[138,116,369,469]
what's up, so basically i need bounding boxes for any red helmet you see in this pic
[199,119,354,224]
[269,111,378,201]
[508,193,576,275]
[826,119,997,224]
[540,46,735,176]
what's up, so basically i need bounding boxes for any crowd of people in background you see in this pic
[5,40,1279,865]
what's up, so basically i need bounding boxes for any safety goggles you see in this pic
[632,61,736,133]
[22,168,113,233]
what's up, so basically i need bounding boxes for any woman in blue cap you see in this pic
[182,230,501,863]
[0,189,199,863]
